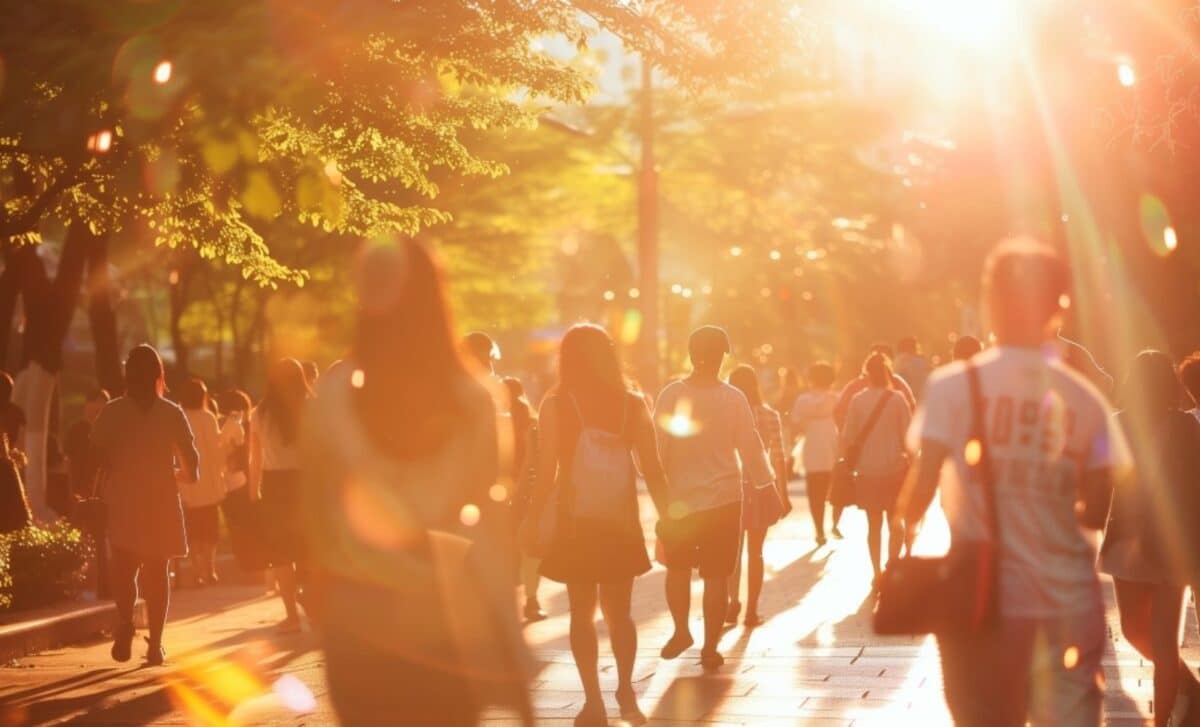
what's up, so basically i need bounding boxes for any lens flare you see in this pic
[1117,62,1136,87]
[488,484,507,502]
[1063,645,1079,669]
[1139,194,1176,257]
[964,439,982,466]
[619,308,642,345]
[660,398,700,438]
[153,60,173,84]
[350,369,365,388]
[459,503,481,527]
[272,675,316,713]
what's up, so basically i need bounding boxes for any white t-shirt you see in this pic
[179,408,226,507]
[655,379,773,514]
[790,390,839,473]
[912,346,1132,618]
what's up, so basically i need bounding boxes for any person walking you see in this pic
[90,345,198,666]
[178,378,227,586]
[504,376,546,622]
[249,358,311,632]
[654,326,774,668]
[790,361,842,545]
[523,324,668,726]
[725,365,791,627]
[900,239,1132,726]
[840,352,911,581]
[833,343,915,429]
[1099,351,1200,726]
[952,334,984,361]
[302,240,531,725]
[894,337,931,401]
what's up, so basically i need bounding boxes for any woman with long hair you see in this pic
[249,358,311,631]
[725,365,790,627]
[301,239,531,725]
[524,323,669,727]
[1100,350,1200,725]
[840,352,910,581]
[91,344,198,665]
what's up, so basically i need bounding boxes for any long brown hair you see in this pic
[353,239,469,457]
[259,358,310,444]
[728,364,764,407]
[556,324,626,422]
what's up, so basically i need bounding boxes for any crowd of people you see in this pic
[24,234,1200,726]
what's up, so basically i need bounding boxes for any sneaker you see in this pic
[144,637,165,666]
[110,622,135,663]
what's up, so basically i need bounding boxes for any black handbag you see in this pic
[830,391,893,509]
[873,362,999,636]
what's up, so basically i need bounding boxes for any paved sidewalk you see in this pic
[0,481,1192,725]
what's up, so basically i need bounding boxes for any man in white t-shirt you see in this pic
[655,326,774,668]
[901,239,1131,726]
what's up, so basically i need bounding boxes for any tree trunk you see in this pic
[11,225,96,521]
[86,234,123,395]
[0,262,21,370]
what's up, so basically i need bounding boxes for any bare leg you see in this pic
[599,579,643,722]
[567,582,605,722]
[884,508,904,569]
[701,576,728,659]
[276,564,299,624]
[745,528,768,622]
[866,510,883,580]
[664,567,693,647]
[1149,584,1189,727]
[726,531,744,621]
[831,504,845,538]
[141,559,171,646]
[807,472,829,542]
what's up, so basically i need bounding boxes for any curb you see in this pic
[0,600,146,663]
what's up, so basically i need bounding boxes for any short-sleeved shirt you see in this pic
[790,391,839,473]
[654,380,774,514]
[912,346,1132,618]
[91,397,198,558]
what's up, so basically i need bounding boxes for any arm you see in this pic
[528,398,560,518]
[767,411,792,513]
[248,416,263,501]
[1077,412,1129,529]
[893,375,916,411]
[173,409,200,484]
[735,398,774,488]
[897,438,949,531]
[631,397,669,518]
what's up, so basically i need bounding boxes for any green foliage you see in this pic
[0,0,803,291]
[0,523,92,611]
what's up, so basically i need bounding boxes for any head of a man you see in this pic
[462,331,498,373]
[982,238,1069,347]
[688,326,730,377]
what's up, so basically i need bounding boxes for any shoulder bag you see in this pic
[873,361,998,635]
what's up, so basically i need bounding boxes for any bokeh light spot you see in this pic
[273,674,316,713]
[1117,62,1136,87]
[350,368,365,388]
[460,503,481,527]
[489,484,507,502]
[153,60,172,84]
[964,438,982,466]
[1063,645,1079,669]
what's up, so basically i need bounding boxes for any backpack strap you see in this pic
[846,389,893,470]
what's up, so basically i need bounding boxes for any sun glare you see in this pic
[882,0,1028,51]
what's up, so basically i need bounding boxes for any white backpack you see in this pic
[535,395,634,548]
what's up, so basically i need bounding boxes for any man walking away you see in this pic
[900,239,1131,726]
[655,326,774,668]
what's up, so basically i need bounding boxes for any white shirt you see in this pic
[912,346,1132,618]
[179,409,226,507]
[655,379,774,514]
[790,390,839,473]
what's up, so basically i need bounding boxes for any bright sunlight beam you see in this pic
[879,0,1033,51]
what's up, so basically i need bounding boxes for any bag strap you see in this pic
[847,390,893,468]
[965,362,1000,540]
